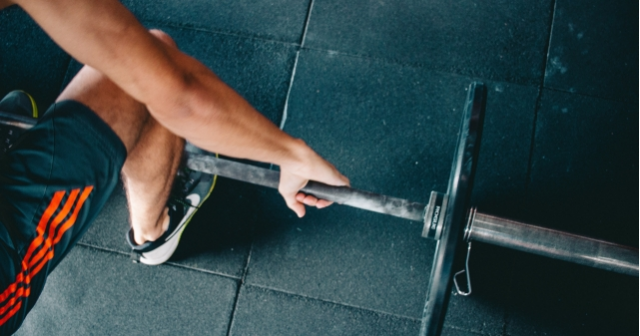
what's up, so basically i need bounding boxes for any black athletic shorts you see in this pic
[0,100,126,334]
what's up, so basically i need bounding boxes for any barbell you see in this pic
[185,82,638,336]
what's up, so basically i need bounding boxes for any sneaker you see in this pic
[126,143,217,265]
[0,90,38,153]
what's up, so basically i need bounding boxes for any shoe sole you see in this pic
[138,174,217,265]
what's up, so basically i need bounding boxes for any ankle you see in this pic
[132,208,170,244]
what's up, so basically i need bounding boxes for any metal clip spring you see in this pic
[453,242,473,296]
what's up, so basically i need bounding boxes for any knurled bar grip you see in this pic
[466,211,639,276]
[186,154,427,222]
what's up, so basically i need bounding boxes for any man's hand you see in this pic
[278,144,349,218]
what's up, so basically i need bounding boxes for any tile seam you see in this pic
[519,2,558,336]
[162,262,242,280]
[76,242,130,257]
[542,85,636,104]
[243,282,422,322]
[225,229,254,336]
[224,280,243,336]
[277,51,300,131]
[241,283,505,335]
[300,0,315,48]
[276,0,314,133]
[524,0,558,196]
[75,242,241,280]
[300,46,542,90]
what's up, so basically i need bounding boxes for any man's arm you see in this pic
[10,0,349,217]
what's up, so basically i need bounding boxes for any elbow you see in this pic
[150,70,201,122]
[148,69,226,138]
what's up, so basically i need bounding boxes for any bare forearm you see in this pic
[148,52,306,168]
[15,0,303,166]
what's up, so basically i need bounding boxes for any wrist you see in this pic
[277,138,314,174]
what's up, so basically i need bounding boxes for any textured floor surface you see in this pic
[1,1,637,335]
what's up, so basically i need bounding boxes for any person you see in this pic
[0,0,350,333]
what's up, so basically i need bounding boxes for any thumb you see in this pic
[278,170,308,217]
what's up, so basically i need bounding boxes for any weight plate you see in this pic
[420,82,487,336]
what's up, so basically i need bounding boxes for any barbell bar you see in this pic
[186,154,639,277]
[186,82,638,336]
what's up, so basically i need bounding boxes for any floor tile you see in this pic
[305,0,553,85]
[121,0,311,43]
[505,251,637,336]
[527,89,637,245]
[0,6,70,110]
[229,285,421,336]
[506,88,638,335]
[544,0,638,102]
[77,182,131,251]
[245,50,534,333]
[470,82,538,219]
[248,189,435,318]
[167,178,258,278]
[16,246,238,336]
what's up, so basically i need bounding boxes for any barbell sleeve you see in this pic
[465,209,639,276]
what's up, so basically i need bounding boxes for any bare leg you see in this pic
[121,116,183,244]
[57,30,183,245]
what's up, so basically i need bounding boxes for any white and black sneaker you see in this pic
[127,143,217,265]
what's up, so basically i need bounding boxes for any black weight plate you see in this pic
[420,82,487,336]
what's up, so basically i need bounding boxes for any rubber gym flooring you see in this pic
[1,1,637,335]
